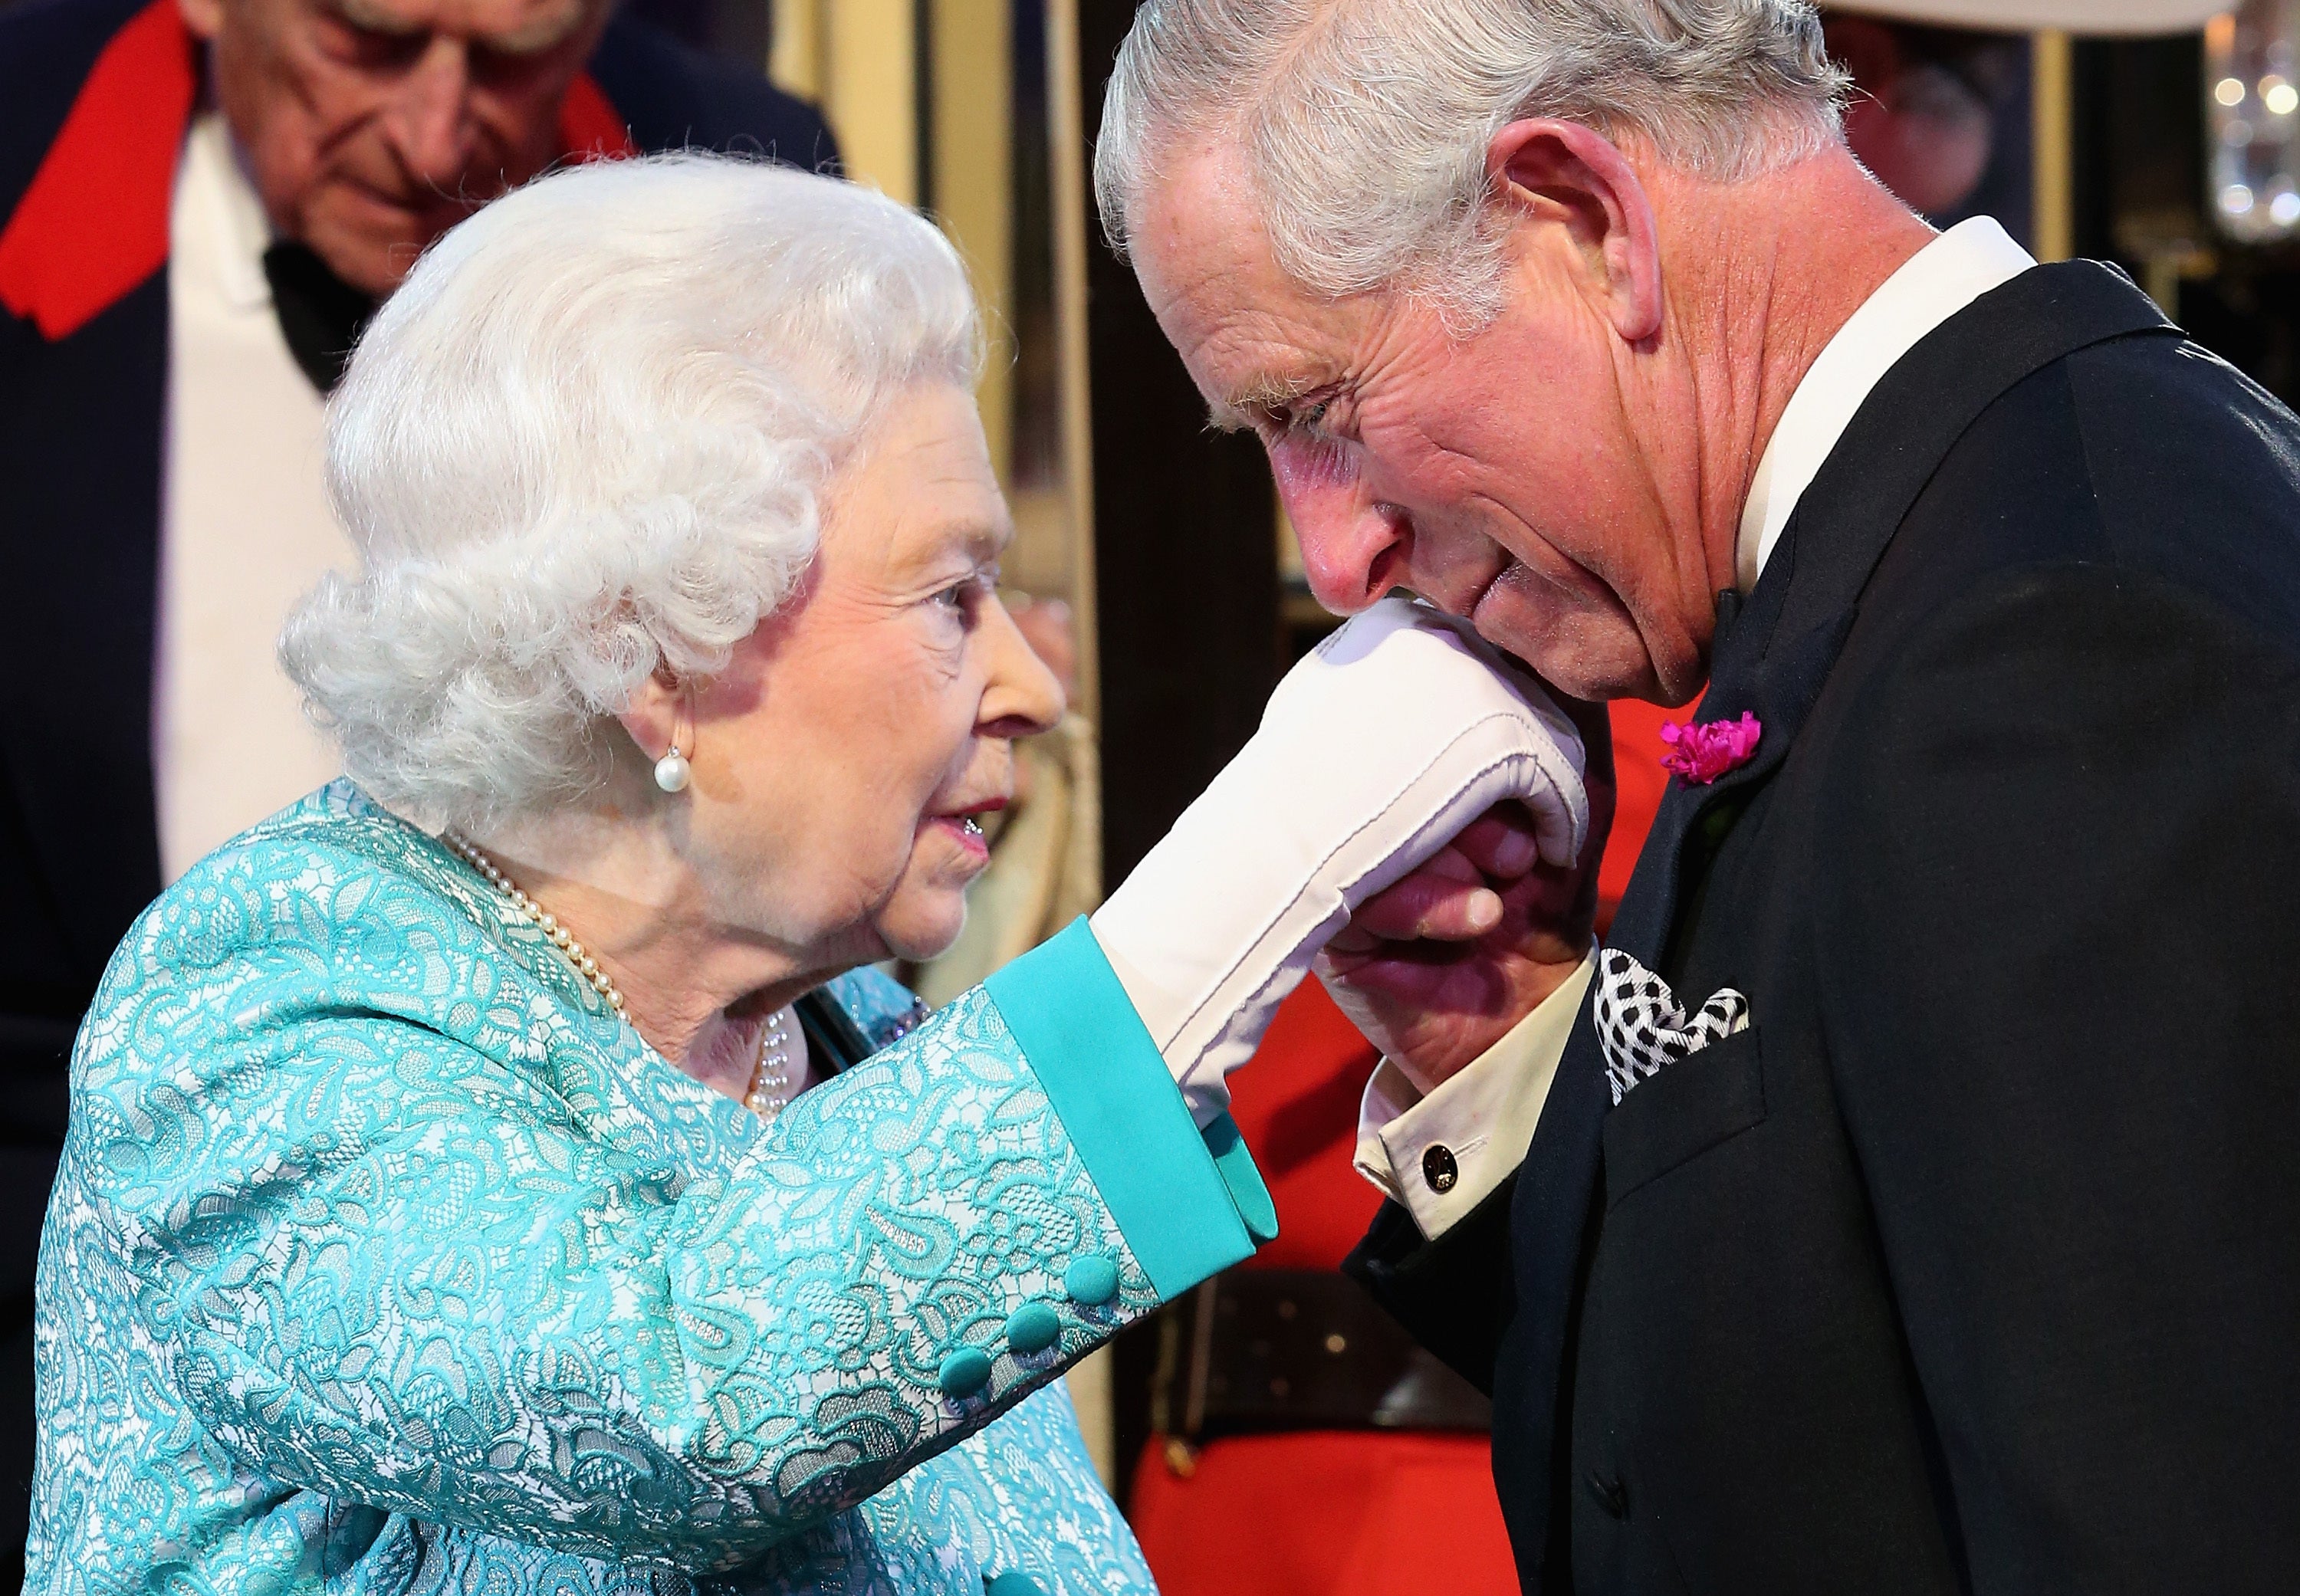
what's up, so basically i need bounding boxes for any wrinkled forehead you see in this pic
[822,383,1013,568]
[327,0,596,52]
[1127,140,1359,423]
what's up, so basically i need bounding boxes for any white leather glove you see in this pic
[1090,595,1588,1125]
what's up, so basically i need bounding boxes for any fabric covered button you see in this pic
[984,1573,1045,1596]
[1585,1470,1628,1519]
[1063,1255,1119,1306]
[1422,1144,1459,1194]
[938,1347,993,1398]
[1005,1302,1061,1355]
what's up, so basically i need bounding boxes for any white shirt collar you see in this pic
[181,110,278,315]
[1734,216,2038,590]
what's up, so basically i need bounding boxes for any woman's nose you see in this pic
[981,599,1066,739]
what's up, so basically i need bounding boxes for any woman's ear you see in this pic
[1484,119,1665,346]
[616,665,684,766]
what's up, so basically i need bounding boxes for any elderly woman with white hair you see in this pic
[22,155,1587,1592]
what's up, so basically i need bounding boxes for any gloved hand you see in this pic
[1090,595,1588,1124]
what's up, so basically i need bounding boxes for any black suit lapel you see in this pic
[1601,530,1810,972]
[1614,262,2175,970]
[1500,259,2176,1591]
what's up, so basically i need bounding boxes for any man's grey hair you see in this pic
[281,153,980,834]
[1095,0,1846,314]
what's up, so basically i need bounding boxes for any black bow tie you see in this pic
[261,242,379,396]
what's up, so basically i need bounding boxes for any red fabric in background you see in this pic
[1222,975,1385,1272]
[558,72,640,160]
[0,0,192,339]
[1131,1429,1520,1596]
[1129,704,1681,1593]
[1600,696,1683,928]
[1127,978,1513,1595]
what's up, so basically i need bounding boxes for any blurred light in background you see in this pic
[2210,2,2300,241]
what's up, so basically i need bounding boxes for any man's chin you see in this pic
[301,233,425,298]
[304,204,475,297]
[1471,580,1671,702]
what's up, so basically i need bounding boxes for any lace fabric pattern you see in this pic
[27,783,1157,1594]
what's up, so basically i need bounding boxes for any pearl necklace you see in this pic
[442,833,800,1121]
[746,1007,794,1120]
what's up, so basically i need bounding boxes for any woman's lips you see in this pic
[928,813,992,865]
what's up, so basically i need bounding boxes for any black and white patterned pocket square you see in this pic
[1594,948,1749,1105]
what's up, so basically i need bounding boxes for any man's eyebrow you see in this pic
[1207,372,1319,433]
[330,0,424,36]
[478,0,588,56]
[329,0,589,52]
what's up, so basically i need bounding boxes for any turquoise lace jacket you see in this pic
[26,784,1276,1593]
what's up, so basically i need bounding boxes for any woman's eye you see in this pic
[928,564,1001,622]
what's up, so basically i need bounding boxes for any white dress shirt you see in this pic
[157,113,356,882]
[1355,217,2039,1236]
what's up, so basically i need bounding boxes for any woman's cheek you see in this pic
[911,603,971,675]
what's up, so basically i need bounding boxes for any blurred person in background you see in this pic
[0,0,830,1568]
[1829,12,2004,215]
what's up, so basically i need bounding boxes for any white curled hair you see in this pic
[282,153,980,832]
[1095,0,1846,317]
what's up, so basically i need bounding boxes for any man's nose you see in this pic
[1285,476,1411,615]
[384,40,480,186]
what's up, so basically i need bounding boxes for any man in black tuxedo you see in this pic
[1099,1,2298,1591]
[0,0,830,1570]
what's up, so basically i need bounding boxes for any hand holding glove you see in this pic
[1090,596,1589,1123]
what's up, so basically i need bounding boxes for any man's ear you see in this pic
[177,0,225,44]
[1485,119,1664,346]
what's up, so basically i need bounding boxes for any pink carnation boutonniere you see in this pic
[1658,711,1763,785]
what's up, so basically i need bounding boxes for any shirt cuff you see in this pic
[1352,948,1598,1240]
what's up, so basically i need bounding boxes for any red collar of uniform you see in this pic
[0,0,637,340]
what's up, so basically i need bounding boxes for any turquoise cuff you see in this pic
[984,918,1276,1299]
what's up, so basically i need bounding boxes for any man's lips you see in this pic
[1458,565,1508,626]
[1470,557,1592,640]
[329,169,495,227]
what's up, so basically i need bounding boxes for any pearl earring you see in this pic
[653,741,692,793]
